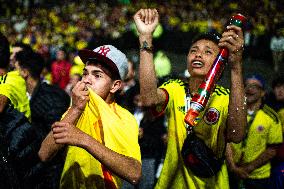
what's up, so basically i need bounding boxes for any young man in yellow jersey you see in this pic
[133,9,247,189]
[39,45,141,189]
[226,74,283,189]
[0,32,30,119]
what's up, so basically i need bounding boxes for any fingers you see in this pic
[145,9,150,24]
[74,81,85,91]
[153,9,159,24]
[52,121,68,129]
[219,25,244,54]
[52,123,83,146]
[51,122,67,143]
[147,9,158,25]
[135,8,158,25]
[72,81,89,99]
[226,25,243,38]
[52,124,67,134]
[74,81,89,93]
[134,9,145,22]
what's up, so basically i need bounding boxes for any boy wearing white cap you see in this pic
[39,45,142,189]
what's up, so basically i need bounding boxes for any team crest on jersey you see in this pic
[204,108,220,125]
[257,125,264,132]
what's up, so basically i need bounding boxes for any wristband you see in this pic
[140,41,153,52]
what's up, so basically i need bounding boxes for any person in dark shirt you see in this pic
[122,93,167,189]
[116,59,139,114]
[15,50,70,188]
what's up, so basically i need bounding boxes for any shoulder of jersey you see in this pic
[0,74,8,84]
[118,104,135,117]
[161,78,185,87]
[213,85,230,96]
[262,104,280,124]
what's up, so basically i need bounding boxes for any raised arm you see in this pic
[38,81,89,161]
[133,9,166,107]
[219,25,247,143]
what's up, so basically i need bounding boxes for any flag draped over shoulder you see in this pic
[60,89,141,189]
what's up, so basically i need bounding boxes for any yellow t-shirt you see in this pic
[155,79,230,189]
[0,70,31,119]
[278,108,284,129]
[60,89,141,189]
[230,105,283,179]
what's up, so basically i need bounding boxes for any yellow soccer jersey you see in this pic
[0,70,31,119]
[60,89,141,189]
[155,79,230,189]
[231,105,283,179]
[278,108,284,128]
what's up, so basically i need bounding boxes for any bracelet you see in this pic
[140,41,153,52]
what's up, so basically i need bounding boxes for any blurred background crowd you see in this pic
[1,0,284,83]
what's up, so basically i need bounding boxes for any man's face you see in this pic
[81,64,117,99]
[245,79,265,104]
[274,84,284,102]
[124,61,135,81]
[14,63,29,81]
[56,50,65,61]
[187,39,219,77]
[13,59,28,79]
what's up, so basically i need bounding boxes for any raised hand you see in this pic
[133,8,159,36]
[71,81,90,111]
[218,25,244,68]
[52,121,87,147]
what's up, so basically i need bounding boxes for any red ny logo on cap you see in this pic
[98,46,111,57]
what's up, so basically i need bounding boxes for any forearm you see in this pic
[82,134,141,184]
[38,107,82,161]
[38,131,64,161]
[225,144,237,171]
[245,147,277,173]
[139,34,159,107]
[227,63,247,143]
[61,106,83,124]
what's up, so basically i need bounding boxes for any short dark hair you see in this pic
[16,51,45,79]
[86,60,120,81]
[13,42,33,54]
[272,75,284,89]
[0,32,10,69]
[190,32,221,47]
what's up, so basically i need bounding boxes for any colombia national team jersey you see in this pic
[0,70,31,119]
[230,105,283,179]
[155,79,230,189]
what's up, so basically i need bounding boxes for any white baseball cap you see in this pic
[78,45,128,80]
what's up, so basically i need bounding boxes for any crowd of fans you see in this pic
[1,0,284,57]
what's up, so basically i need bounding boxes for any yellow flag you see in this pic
[60,89,140,189]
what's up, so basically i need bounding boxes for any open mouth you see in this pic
[191,60,203,68]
